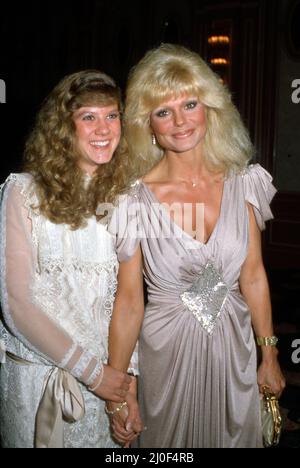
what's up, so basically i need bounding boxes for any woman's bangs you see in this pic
[70,90,119,113]
[143,81,202,112]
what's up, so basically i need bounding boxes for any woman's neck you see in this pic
[161,151,209,184]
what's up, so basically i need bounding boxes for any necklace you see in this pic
[178,180,198,187]
[173,178,199,187]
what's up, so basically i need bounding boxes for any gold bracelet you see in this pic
[105,401,127,416]
[256,336,278,346]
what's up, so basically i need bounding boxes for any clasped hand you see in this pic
[106,381,144,447]
[92,365,132,402]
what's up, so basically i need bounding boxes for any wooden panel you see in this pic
[195,1,300,268]
[265,192,300,268]
[195,1,278,171]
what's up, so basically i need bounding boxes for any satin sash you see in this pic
[6,352,85,448]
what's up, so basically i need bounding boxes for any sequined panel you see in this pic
[180,263,228,334]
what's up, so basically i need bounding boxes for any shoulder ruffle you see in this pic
[1,173,40,217]
[108,181,142,262]
[242,164,277,230]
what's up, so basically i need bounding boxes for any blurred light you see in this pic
[208,35,230,44]
[210,58,229,65]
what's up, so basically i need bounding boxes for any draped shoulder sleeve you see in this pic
[0,174,103,386]
[242,164,277,230]
[108,182,142,263]
[108,182,142,374]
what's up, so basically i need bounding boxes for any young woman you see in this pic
[0,70,135,448]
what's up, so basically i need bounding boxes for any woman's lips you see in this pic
[89,140,110,150]
[173,129,194,139]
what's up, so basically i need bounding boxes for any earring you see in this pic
[152,134,157,145]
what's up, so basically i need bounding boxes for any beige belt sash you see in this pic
[6,352,85,448]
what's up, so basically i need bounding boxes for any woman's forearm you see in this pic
[108,248,144,372]
[240,269,278,361]
[109,296,143,372]
[241,269,273,335]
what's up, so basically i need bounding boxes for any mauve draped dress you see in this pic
[109,164,276,448]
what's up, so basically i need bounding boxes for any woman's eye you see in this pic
[107,112,121,120]
[82,114,94,121]
[156,109,169,118]
[185,101,198,110]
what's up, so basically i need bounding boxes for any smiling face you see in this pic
[150,95,207,155]
[72,103,121,175]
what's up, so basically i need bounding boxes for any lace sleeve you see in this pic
[0,177,102,386]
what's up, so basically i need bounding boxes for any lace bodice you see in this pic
[0,173,118,385]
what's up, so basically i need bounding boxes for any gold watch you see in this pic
[256,336,278,346]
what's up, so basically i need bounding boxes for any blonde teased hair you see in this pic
[24,70,131,229]
[124,43,254,177]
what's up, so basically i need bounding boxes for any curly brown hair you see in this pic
[24,70,132,229]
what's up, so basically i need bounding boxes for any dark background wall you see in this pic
[0,0,277,169]
[0,0,200,178]
[0,0,300,445]
[0,0,300,267]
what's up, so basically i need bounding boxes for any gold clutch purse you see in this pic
[260,386,282,447]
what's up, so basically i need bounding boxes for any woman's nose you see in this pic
[95,119,110,135]
[173,110,186,126]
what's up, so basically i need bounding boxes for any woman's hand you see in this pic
[108,395,142,447]
[93,365,131,402]
[107,377,144,447]
[257,349,286,398]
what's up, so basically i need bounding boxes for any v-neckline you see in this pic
[140,178,227,247]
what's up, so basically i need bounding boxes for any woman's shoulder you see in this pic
[1,172,34,190]
[0,172,39,212]
[230,163,276,198]
[231,163,277,230]
[117,179,143,202]
[232,163,276,195]
[232,163,273,181]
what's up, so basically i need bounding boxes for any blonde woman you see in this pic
[108,44,285,448]
[0,70,137,448]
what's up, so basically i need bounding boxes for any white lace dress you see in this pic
[0,173,127,448]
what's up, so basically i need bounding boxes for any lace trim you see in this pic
[85,361,104,387]
[103,263,118,320]
[36,257,118,324]
[71,350,96,382]
[5,173,41,247]
[35,256,118,323]
[16,173,40,214]
[30,257,117,360]
[0,173,18,195]
[59,342,78,369]
[38,256,118,276]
